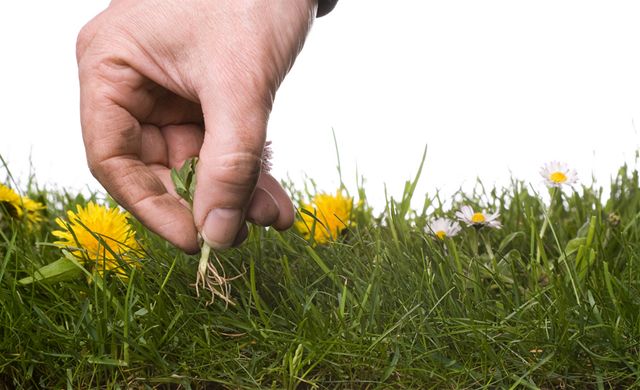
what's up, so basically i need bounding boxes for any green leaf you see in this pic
[170,168,187,198]
[565,237,586,256]
[498,231,524,253]
[86,356,128,367]
[170,157,198,206]
[575,219,591,238]
[18,256,82,285]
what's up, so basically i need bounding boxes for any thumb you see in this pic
[192,89,271,249]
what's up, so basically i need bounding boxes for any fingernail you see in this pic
[201,208,243,249]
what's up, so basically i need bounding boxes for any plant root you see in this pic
[193,243,236,307]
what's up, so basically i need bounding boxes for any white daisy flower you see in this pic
[427,218,461,240]
[456,205,501,229]
[540,161,578,188]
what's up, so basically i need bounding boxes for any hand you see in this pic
[76,0,316,253]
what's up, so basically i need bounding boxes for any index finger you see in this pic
[79,75,199,253]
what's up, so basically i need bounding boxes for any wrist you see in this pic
[317,0,338,17]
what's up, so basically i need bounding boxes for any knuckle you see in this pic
[85,153,103,178]
[76,18,100,62]
[87,159,100,179]
[86,155,112,183]
[75,27,89,61]
[219,151,262,178]
[208,152,262,189]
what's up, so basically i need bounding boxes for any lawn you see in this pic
[2,153,640,389]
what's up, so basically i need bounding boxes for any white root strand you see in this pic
[190,141,272,307]
[193,243,235,307]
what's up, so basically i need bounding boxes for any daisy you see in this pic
[456,205,501,229]
[540,161,578,188]
[427,218,461,239]
[52,202,141,279]
[295,190,353,244]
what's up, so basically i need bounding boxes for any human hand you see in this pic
[76,0,316,253]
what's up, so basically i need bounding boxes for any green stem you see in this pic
[539,187,557,240]
[470,228,479,257]
[198,242,211,277]
[536,187,557,265]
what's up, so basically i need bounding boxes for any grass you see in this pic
[2,156,640,389]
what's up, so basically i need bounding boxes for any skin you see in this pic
[77,0,318,253]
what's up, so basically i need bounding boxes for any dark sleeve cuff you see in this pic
[317,0,338,17]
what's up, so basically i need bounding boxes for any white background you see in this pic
[2,1,640,209]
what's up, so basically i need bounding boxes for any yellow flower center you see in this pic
[435,230,447,239]
[471,212,486,223]
[550,171,567,184]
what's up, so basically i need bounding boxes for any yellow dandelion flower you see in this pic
[0,183,23,218]
[295,190,353,244]
[21,196,46,226]
[52,202,141,278]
